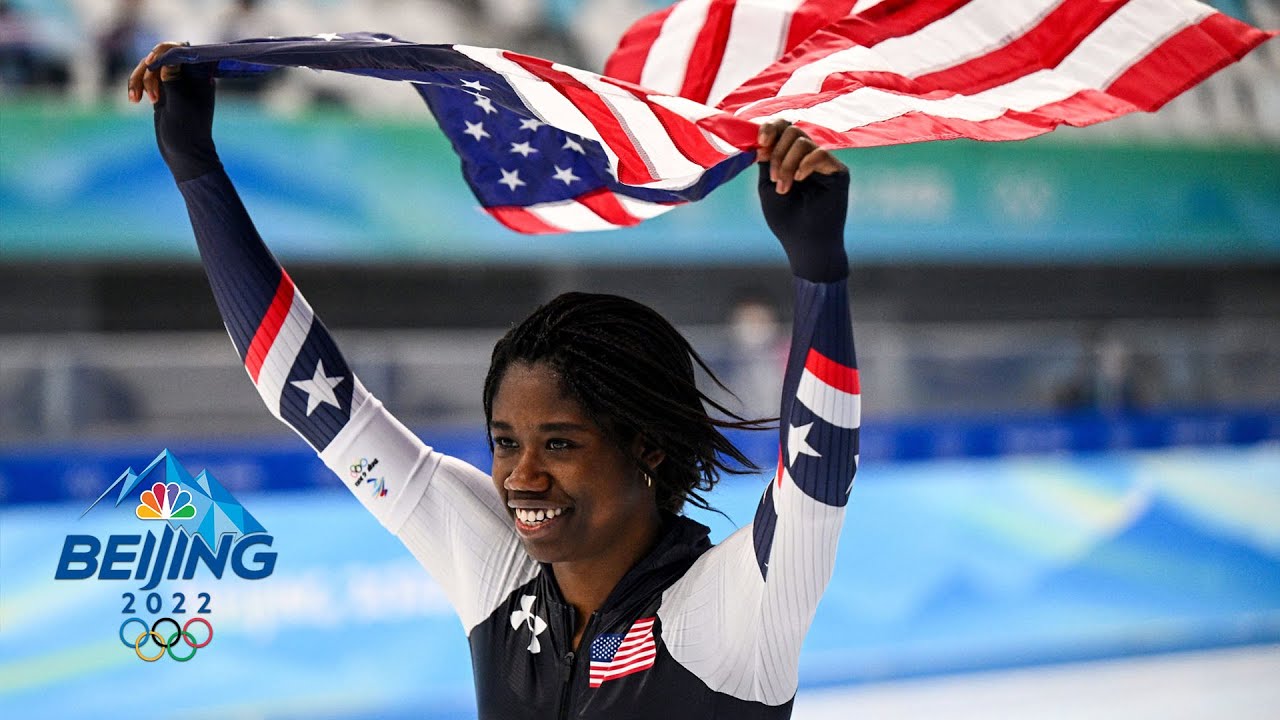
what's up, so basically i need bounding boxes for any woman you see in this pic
[130,42,859,719]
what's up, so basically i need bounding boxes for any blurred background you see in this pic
[1,0,1278,718]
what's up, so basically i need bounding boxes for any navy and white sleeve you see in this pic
[658,275,859,704]
[176,169,535,631]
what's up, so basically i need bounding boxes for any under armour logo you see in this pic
[510,594,548,654]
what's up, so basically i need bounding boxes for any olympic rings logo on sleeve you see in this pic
[119,617,214,662]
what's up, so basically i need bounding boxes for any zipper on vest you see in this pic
[558,611,600,720]
[557,650,575,720]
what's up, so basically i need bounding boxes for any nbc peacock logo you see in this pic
[136,482,198,521]
[55,449,279,662]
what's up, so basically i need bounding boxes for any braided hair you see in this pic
[483,292,767,515]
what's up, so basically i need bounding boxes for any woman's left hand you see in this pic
[756,120,846,195]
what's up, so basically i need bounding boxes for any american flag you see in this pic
[159,36,758,235]
[157,1,1273,234]
[588,616,658,687]
[606,0,1275,148]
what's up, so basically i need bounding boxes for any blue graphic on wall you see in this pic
[2,445,1278,718]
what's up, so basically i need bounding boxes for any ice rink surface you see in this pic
[794,644,1280,719]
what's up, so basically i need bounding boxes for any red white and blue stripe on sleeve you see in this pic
[752,278,859,579]
[179,170,359,452]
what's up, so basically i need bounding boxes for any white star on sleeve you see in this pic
[499,169,526,191]
[289,359,345,416]
[519,117,545,131]
[313,33,343,42]
[463,121,490,141]
[473,95,497,114]
[787,422,822,466]
[552,166,580,185]
[509,141,537,157]
[461,79,490,92]
[562,137,585,153]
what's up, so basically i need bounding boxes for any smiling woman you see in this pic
[132,40,861,720]
[483,293,766,651]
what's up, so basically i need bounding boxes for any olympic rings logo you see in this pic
[119,617,214,662]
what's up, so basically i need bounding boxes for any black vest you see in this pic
[467,514,798,719]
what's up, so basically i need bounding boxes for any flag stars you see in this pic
[461,79,490,92]
[552,166,580,185]
[463,121,490,141]
[562,137,585,153]
[473,95,497,114]
[787,422,822,466]
[290,360,345,416]
[519,117,545,131]
[498,169,526,191]
[509,141,537,157]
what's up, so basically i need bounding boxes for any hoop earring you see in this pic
[643,470,653,489]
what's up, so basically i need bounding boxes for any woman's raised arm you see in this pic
[132,47,536,631]
[657,121,859,708]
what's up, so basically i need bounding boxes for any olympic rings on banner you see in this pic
[151,617,181,648]
[183,617,214,648]
[118,617,214,661]
[165,631,198,662]
[134,631,166,662]
[119,618,148,648]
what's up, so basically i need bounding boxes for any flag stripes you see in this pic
[610,0,1275,150]
[157,2,1273,235]
[735,0,1215,123]
[639,0,714,95]
[741,5,1267,145]
[679,0,737,104]
[1106,11,1267,110]
[505,52,662,186]
[751,0,1095,103]
[602,4,676,82]
[604,78,734,168]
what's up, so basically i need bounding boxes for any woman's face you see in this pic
[489,361,661,567]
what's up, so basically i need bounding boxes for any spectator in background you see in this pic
[725,289,787,420]
[0,0,35,88]
[475,0,590,68]
[1054,328,1159,414]
[216,0,276,41]
[0,0,71,91]
[96,0,159,92]
[214,0,282,96]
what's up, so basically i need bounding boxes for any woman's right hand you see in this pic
[127,41,187,104]
[755,120,850,283]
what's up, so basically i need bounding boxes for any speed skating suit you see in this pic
[164,80,861,720]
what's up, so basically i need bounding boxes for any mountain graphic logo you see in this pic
[83,449,266,544]
[136,482,198,521]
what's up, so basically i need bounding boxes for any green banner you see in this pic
[2,100,1277,263]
